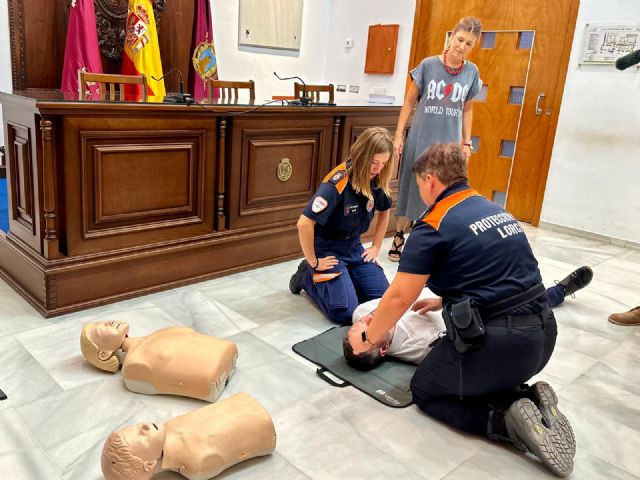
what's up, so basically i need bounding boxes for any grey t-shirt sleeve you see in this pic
[410,58,430,97]
[465,65,482,102]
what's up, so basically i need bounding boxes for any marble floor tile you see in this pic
[218,357,330,416]
[14,377,155,479]
[0,224,639,479]
[274,392,426,480]
[558,373,640,432]
[0,335,62,410]
[150,289,260,337]
[0,279,54,336]
[560,398,640,477]
[0,408,64,480]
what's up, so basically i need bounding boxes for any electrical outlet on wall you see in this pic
[336,84,347,92]
[349,85,359,93]
[371,87,386,95]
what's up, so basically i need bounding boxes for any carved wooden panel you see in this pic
[62,115,216,256]
[228,116,334,229]
[81,133,203,239]
[6,123,34,232]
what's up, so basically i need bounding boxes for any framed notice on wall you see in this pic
[579,23,640,65]
[239,0,303,51]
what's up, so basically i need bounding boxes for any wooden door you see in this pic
[408,0,579,224]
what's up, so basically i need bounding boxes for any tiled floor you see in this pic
[0,224,639,479]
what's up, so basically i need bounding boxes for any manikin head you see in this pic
[80,321,130,372]
[348,126,394,200]
[343,316,395,371]
[413,143,468,206]
[101,422,166,480]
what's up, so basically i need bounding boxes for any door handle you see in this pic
[535,93,546,115]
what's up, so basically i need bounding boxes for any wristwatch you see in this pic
[361,329,374,346]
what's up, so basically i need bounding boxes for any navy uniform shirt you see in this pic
[398,181,542,307]
[303,162,392,240]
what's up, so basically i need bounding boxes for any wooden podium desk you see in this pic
[0,90,402,316]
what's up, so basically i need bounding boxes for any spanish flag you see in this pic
[121,0,166,99]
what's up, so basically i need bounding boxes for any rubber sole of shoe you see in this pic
[289,260,307,294]
[532,382,576,458]
[506,399,574,477]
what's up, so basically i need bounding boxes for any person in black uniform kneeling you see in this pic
[348,143,575,476]
[289,127,394,324]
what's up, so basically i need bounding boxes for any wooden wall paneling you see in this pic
[4,103,42,253]
[157,1,194,94]
[40,117,60,259]
[62,115,216,256]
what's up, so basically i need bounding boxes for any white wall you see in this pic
[212,0,330,101]
[541,0,640,243]
[324,0,415,102]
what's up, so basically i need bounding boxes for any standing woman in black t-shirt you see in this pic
[289,127,394,324]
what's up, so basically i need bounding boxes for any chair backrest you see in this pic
[78,70,148,101]
[294,82,335,104]
[207,80,255,101]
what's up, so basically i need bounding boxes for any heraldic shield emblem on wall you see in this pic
[193,40,218,81]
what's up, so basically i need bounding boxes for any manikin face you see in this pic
[120,422,166,469]
[448,30,478,59]
[89,321,130,354]
[369,152,390,179]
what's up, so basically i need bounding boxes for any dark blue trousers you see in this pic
[410,310,557,436]
[301,237,389,324]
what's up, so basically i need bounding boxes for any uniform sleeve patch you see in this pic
[329,170,346,184]
[311,196,329,213]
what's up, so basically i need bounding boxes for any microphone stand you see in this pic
[152,69,194,104]
[273,72,311,106]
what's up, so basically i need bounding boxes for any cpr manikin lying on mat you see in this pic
[101,393,277,480]
[80,321,237,402]
[343,289,445,369]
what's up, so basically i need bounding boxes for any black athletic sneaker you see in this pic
[505,399,574,477]
[531,382,576,458]
[289,260,308,294]
[557,266,593,298]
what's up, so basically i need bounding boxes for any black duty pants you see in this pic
[410,310,557,436]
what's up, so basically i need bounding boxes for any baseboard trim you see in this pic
[538,221,640,250]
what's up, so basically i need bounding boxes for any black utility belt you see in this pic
[442,284,547,353]
[484,312,547,328]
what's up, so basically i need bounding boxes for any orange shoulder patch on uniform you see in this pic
[422,189,482,231]
[323,163,350,194]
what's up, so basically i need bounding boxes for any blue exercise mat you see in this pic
[0,178,8,233]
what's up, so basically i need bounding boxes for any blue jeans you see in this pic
[301,237,389,324]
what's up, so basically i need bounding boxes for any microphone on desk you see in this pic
[152,69,194,103]
[273,71,311,106]
[615,49,640,71]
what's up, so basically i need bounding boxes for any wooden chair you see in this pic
[294,82,335,104]
[78,70,148,101]
[207,80,255,101]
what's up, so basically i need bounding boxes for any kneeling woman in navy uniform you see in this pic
[289,127,394,324]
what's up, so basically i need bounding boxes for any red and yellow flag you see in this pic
[121,0,166,99]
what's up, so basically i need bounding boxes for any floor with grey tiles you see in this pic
[0,224,638,479]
